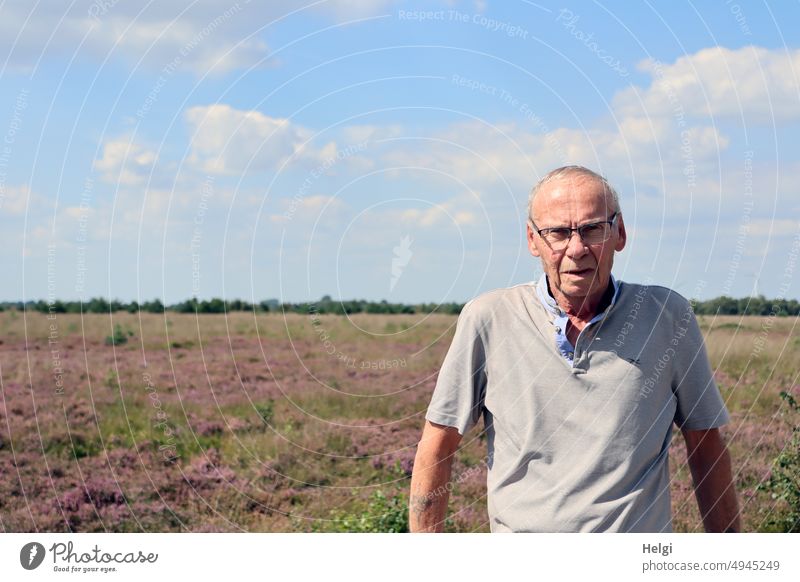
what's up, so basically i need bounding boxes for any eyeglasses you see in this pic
[530,212,618,250]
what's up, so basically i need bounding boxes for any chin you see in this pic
[560,281,597,297]
[558,284,589,298]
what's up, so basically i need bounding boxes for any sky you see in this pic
[1,0,799,305]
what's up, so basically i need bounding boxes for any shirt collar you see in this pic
[535,272,619,318]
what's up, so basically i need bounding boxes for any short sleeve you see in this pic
[425,300,488,436]
[671,306,730,430]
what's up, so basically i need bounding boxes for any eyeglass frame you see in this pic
[529,212,619,249]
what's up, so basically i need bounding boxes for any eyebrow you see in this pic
[534,217,610,229]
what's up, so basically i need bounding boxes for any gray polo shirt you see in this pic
[425,277,729,532]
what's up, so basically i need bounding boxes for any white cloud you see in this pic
[746,218,800,238]
[94,137,158,184]
[381,117,727,197]
[297,194,340,213]
[185,104,337,174]
[397,206,478,227]
[0,184,36,215]
[615,46,800,121]
[375,48,779,201]
[340,123,404,144]
[269,194,344,224]
[352,185,485,231]
[382,121,542,186]
[0,1,272,75]
[84,12,269,76]
[0,1,398,76]
[396,199,479,228]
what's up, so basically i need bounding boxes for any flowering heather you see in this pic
[0,312,797,531]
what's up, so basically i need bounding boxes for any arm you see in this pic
[682,427,741,532]
[408,420,462,532]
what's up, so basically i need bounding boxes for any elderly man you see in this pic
[409,165,740,533]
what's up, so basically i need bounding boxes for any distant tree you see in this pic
[787,299,800,315]
[259,299,279,312]
[201,298,225,313]
[86,297,110,313]
[142,299,165,313]
[11,294,800,317]
[173,298,199,313]
[702,296,738,315]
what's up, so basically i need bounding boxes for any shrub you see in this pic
[105,324,130,346]
[256,401,275,425]
[757,391,800,532]
[313,490,409,533]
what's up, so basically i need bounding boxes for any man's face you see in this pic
[526,175,626,303]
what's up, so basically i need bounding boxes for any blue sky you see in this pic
[1,0,799,304]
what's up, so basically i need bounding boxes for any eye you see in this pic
[580,223,604,235]
[545,228,571,240]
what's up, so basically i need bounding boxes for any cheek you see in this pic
[596,246,615,267]
[541,254,561,274]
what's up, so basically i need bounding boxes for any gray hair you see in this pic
[528,165,621,221]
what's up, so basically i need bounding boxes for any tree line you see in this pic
[690,295,800,317]
[0,295,463,315]
[1,294,798,317]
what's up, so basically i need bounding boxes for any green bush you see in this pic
[255,401,275,425]
[314,490,408,533]
[757,391,800,532]
[104,324,130,346]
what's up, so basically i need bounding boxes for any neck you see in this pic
[548,277,614,322]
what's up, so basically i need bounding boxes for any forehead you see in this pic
[532,175,614,221]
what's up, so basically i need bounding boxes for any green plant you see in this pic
[324,432,352,455]
[314,490,409,532]
[255,400,275,425]
[44,432,100,459]
[170,340,195,349]
[105,369,118,389]
[105,324,129,346]
[757,391,800,532]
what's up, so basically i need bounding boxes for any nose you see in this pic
[563,230,589,259]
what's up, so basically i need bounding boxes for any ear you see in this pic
[614,214,627,252]
[527,221,541,257]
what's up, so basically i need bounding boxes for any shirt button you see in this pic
[554,326,561,333]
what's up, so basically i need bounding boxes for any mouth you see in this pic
[563,268,595,277]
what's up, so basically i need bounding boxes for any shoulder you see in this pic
[616,281,696,323]
[459,282,537,327]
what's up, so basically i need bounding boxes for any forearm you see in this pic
[685,430,741,532]
[409,443,456,532]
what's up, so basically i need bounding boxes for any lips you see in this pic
[563,268,595,276]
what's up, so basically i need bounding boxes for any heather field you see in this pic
[0,310,797,532]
